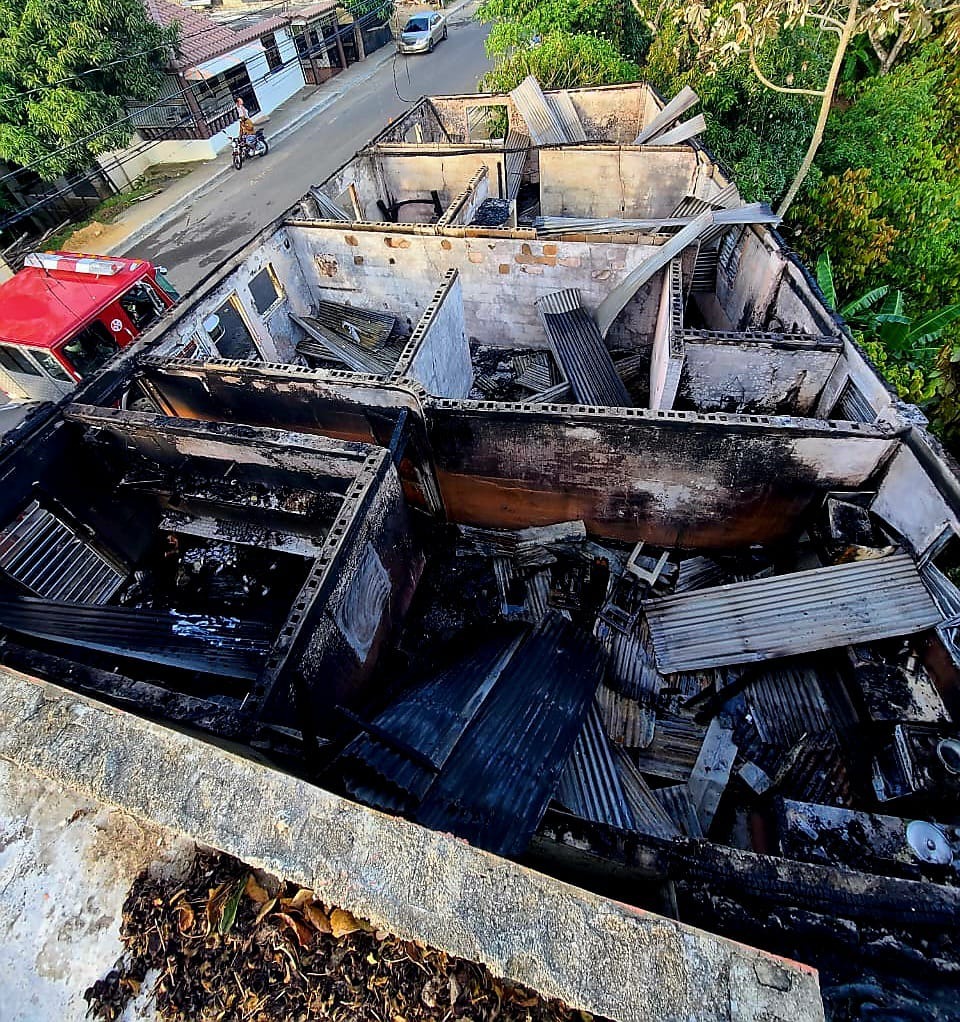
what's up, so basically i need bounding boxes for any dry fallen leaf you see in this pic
[174,903,195,934]
[330,908,365,937]
[244,874,270,905]
[254,896,277,925]
[275,911,314,948]
[286,887,315,911]
[303,900,332,933]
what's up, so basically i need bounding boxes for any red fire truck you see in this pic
[0,252,179,403]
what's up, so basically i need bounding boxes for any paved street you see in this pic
[133,11,491,292]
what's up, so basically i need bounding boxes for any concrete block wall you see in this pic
[258,447,423,725]
[438,166,491,228]
[152,228,309,364]
[377,151,507,216]
[310,155,382,221]
[0,669,826,1022]
[539,148,699,219]
[680,331,842,415]
[421,82,658,147]
[286,224,663,349]
[368,97,452,144]
[716,227,838,337]
[871,434,960,556]
[649,260,684,410]
[815,336,899,422]
[394,270,473,398]
[138,360,443,513]
[424,403,897,547]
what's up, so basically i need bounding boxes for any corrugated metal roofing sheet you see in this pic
[644,554,941,674]
[595,684,655,748]
[745,662,833,748]
[556,703,635,831]
[509,76,566,145]
[340,632,522,812]
[632,712,706,782]
[546,91,587,142]
[613,747,680,839]
[416,612,605,856]
[535,289,632,408]
[651,784,702,837]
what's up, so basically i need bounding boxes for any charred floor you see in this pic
[1,79,960,1019]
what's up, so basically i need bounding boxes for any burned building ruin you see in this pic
[2,79,960,1017]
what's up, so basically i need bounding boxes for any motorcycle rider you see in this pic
[238,115,257,152]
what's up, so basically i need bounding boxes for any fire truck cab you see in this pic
[0,252,179,403]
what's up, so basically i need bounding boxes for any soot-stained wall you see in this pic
[152,228,309,364]
[257,450,423,728]
[394,270,472,398]
[424,404,898,547]
[286,224,663,349]
[139,360,442,513]
[376,150,507,218]
[679,332,841,415]
[716,227,837,337]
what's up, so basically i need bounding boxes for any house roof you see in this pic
[288,0,340,22]
[146,0,287,71]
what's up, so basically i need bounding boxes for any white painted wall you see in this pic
[249,29,305,120]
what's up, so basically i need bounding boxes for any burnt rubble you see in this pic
[3,79,960,1018]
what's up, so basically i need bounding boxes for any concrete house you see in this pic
[2,80,959,1020]
[105,0,305,176]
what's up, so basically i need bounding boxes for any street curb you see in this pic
[114,43,401,257]
[115,0,482,257]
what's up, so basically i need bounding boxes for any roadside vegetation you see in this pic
[0,0,179,179]
[477,0,960,444]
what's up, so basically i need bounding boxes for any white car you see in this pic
[398,12,447,54]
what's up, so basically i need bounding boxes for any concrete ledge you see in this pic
[0,667,824,1022]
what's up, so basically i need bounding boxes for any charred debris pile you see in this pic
[335,499,956,870]
[324,496,960,996]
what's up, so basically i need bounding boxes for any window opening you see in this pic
[249,266,283,316]
[0,344,41,376]
[62,322,120,377]
[263,32,283,71]
[214,296,260,360]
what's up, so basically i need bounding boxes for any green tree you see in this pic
[816,251,960,401]
[478,0,650,63]
[794,46,960,310]
[638,0,960,213]
[476,0,646,92]
[480,32,639,92]
[642,26,830,202]
[0,0,179,181]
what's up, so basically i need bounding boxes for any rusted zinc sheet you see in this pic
[535,289,632,408]
[644,554,942,674]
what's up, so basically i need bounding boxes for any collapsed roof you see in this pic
[2,78,960,1019]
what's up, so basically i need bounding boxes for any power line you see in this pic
[3,0,395,103]
[3,0,314,103]
[0,2,398,230]
[0,0,394,189]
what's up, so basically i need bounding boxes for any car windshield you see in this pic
[404,17,429,31]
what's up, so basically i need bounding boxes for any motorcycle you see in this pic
[232,129,269,170]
